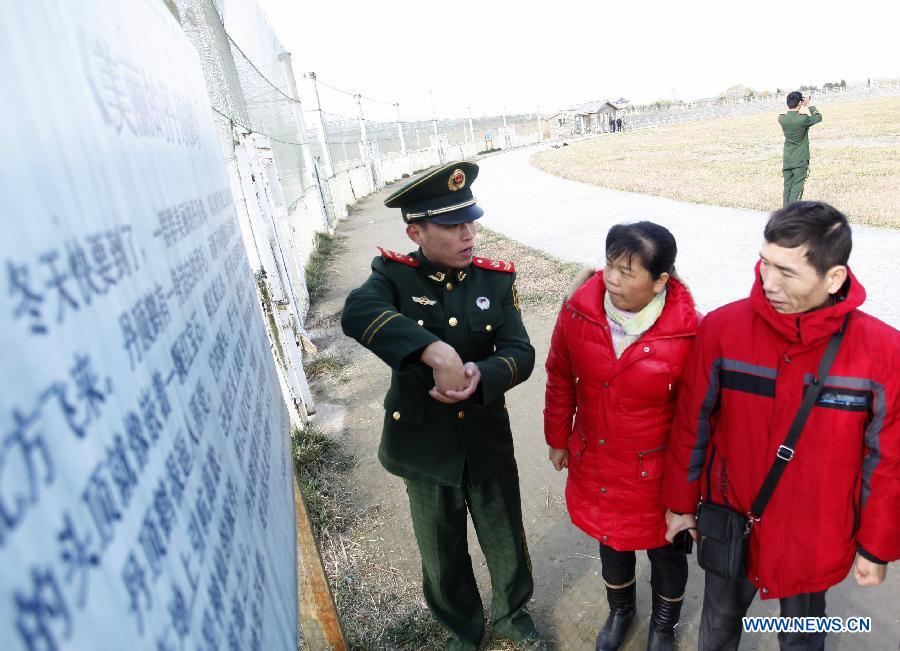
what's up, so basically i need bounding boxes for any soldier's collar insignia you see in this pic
[412,296,437,306]
[456,270,467,282]
[448,168,466,192]
[427,272,446,283]
[476,296,490,310]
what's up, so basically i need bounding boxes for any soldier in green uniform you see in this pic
[778,90,823,205]
[341,161,544,650]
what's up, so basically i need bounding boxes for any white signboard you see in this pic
[0,2,297,650]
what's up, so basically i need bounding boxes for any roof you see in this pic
[561,99,629,115]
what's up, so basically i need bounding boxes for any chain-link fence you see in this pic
[176,0,317,213]
[300,79,548,171]
[174,0,549,236]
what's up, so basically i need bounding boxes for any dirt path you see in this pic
[302,184,899,650]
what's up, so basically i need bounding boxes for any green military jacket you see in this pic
[778,106,822,169]
[341,247,535,487]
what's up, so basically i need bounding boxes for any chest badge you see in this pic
[412,296,437,306]
[476,296,490,310]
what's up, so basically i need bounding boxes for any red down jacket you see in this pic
[544,271,700,550]
[664,265,900,599]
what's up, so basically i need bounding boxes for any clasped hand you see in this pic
[421,341,481,404]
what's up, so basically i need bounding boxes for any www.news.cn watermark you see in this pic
[743,617,872,634]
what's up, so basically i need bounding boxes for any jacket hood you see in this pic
[567,270,699,337]
[749,260,865,346]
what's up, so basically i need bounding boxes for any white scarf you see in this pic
[604,288,667,358]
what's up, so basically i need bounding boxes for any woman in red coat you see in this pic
[544,222,700,651]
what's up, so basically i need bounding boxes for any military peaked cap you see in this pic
[384,160,484,224]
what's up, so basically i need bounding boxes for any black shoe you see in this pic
[595,581,636,651]
[646,591,683,651]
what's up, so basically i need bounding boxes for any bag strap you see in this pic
[749,314,850,521]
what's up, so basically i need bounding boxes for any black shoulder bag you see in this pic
[695,316,848,581]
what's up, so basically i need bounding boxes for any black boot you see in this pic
[646,591,683,651]
[595,580,636,651]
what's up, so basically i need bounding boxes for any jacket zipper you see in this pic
[637,445,667,457]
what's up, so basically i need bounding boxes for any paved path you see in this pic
[476,146,899,327]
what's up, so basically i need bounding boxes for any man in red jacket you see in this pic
[664,201,899,650]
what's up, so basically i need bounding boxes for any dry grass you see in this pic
[304,353,349,382]
[295,414,537,650]
[306,232,347,300]
[475,225,584,318]
[531,96,900,228]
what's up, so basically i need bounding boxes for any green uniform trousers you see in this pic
[783,164,810,206]
[405,463,535,650]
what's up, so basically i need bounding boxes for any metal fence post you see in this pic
[277,51,329,230]
[394,102,410,175]
[277,52,315,191]
[395,102,407,155]
[304,71,334,178]
[429,90,438,136]
[355,93,375,191]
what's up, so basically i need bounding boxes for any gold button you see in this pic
[392,411,400,421]
[457,410,465,419]
[417,319,424,326]
[446,283,454,291]
[448,317,458,326]
[600,487,607,494]
[485,324,492,332]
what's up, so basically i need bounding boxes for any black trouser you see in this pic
[599,542,688,598]
[699,571,827,650]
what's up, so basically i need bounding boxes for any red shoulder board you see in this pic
[378,247,419,268]
[473,256,515,273]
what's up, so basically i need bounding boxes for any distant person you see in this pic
[484,129,494,150]
[778,91,822,206]
[609,115,615,133]
[616,117,622,132]
[544,223,701,651]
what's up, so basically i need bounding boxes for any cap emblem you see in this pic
[448,169,466,191]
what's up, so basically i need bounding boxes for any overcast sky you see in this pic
[258,0,899,118]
